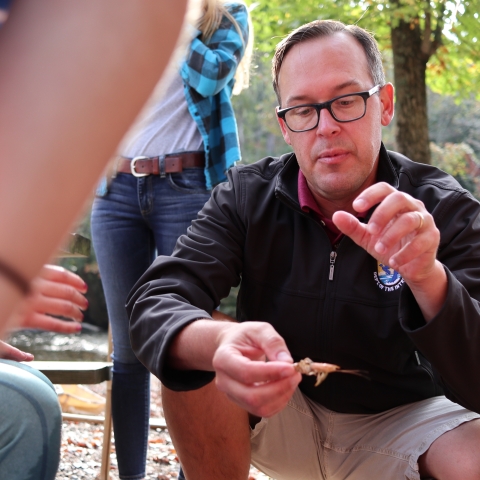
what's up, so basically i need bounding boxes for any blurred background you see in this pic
[8,0,480,358]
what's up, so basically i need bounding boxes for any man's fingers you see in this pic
[352,182,396,213]
[372,211,434,257]
[244,321,294,363]
[362,189,425,238]
[260,332,294,363]
[213,345,300,418]
[211,321,299,417]
[214,347,296,385]
[216,321,295,366]
[337,183,439,266]
[352,183,426,239]
[216,372,301,418]
[332,211,368,245]
[388,233,437,270]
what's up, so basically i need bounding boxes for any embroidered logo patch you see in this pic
[373,262,404,291]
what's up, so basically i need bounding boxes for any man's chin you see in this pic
[312,169,375,202]
[313,176,355,197]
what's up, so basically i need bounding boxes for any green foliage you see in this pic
[430,142,480,198]
[428,90,480,155]
[232,60,290,162]
[219,286,239,318]
[245,0,480,101]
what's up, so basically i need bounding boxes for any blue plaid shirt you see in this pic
[181,3,249,189]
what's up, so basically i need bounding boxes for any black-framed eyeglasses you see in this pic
[277,85,382,133]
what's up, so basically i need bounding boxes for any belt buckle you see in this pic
[130,156,149,177]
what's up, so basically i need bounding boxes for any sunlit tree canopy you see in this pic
[247,0,480,100]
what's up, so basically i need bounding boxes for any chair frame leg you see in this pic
[99,325,113,480]
[99,376,112,480]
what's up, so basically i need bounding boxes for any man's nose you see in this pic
[316,108,340,136]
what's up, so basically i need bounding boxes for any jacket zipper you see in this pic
[324,247,339,397]
[294,207,340,361]
[329,250,337,281]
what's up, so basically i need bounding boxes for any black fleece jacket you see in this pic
[127,145,480,414]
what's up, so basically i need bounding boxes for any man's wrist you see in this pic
[168,319,234,372]
[407,261,448,322]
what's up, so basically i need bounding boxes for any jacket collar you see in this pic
[377,143,399,188]
[275,142,399,208]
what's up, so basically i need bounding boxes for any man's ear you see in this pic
[380,83,395,126]
[276,106,292,145]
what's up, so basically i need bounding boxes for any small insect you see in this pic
[293,357,366,386]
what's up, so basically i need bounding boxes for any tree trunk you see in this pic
[391,20,431,164]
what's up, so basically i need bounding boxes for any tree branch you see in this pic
[421,9,432,57]
[421,2,445,60]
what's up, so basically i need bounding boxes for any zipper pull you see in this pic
[329,251,337,281]
[414,351,421,365]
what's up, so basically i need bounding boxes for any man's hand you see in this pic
[12,265,88,334]
[332,182,438,280]
[170,318,301,418]
[212,322,301,418]
[332,182,447,320]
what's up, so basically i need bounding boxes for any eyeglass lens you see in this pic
[284,94,366,131]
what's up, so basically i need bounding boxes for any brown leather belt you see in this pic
[116,151,205,177]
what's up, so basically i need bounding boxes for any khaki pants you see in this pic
[251,389,479,480]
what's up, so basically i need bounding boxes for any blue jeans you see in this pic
[91,169,211,479]
[0,360,62,480]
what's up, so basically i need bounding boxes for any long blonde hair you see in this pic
[197,0,253,95]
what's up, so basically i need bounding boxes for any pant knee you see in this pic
[0,361,61,480]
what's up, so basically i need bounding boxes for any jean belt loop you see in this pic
[159,155,166,178]
[111,156,121,179]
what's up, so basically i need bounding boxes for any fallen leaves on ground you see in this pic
[55,375,272,480]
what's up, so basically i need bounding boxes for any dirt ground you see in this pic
[55,375,272,480]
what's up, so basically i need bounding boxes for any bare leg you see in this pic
[161,380,251,480]
[419,418,480,480]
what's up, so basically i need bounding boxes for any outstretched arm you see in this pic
[168,318,301,418]
[0,0,188,334]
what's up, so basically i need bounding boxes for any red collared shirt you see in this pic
[297,171,367,246]
[297,171,343,246]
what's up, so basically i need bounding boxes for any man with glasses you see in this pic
[128,19,480,480]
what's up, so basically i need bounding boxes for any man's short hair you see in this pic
[272,19,386,105]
